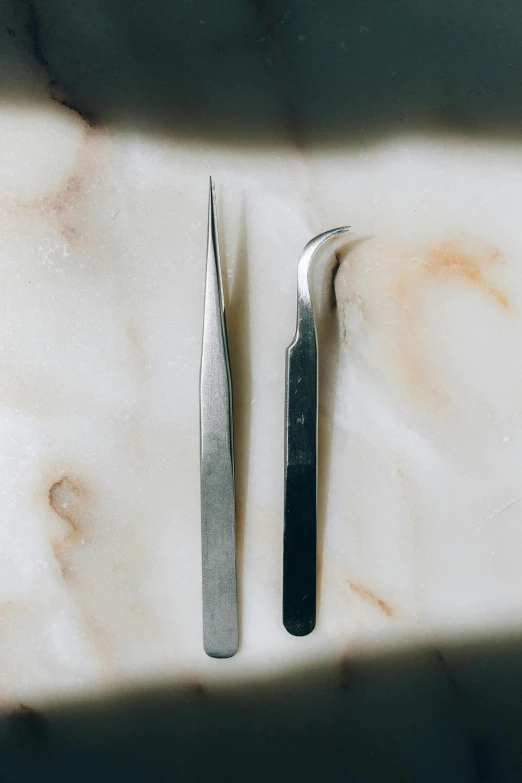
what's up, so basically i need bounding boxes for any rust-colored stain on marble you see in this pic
[59,222,79,242]
[393,273,445,405]
[394,280,413,321]
[49,476,86,529]
[43,173,83,215]
[46,474,115,671]
[49,476,87,579]
[8,125,97,246]
[347,581,394,617]
[380,240,509,406]
[424,246,509,309]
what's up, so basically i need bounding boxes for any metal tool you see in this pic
[200,178,238,658]
[283,226,350,636]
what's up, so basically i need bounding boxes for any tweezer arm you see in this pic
[200,181,238,658]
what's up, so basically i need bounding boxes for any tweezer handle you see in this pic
[283,310,317,636]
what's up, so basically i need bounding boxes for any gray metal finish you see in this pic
[200,179,238,658]
[283,227,350,636]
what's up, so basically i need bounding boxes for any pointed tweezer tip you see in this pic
[208,178,217,227]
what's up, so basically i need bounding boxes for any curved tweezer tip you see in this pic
[297,226,351,297]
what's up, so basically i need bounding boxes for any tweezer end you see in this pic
[283,616,315,637]
[204,639,239,659]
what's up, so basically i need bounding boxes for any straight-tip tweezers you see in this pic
[199,178,238,658]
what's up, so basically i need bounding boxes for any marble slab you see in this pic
[1,0,522,778]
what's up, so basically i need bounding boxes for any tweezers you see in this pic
[283,226,350,636]
[200,179,239,658]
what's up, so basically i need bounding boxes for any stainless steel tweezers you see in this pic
[200,179,238,658]
[283,226,350,636]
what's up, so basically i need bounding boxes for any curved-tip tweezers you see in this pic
[200,179,238,658]
[283,226,350,637]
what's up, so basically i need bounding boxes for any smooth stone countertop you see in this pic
[1,0,522,780]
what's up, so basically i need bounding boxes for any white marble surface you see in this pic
[1,0,522,720]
